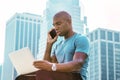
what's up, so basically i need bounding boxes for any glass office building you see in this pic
[88,28,120,80]
[1,13,41,80]
[37,0,87,59]
[45,0,84,33]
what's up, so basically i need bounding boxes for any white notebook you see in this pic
[9,47,38,75]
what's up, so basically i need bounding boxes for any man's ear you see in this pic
[67,19,71,24]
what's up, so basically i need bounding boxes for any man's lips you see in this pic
[56,31,61,34]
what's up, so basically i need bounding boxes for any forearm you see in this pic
[56,60,84,72]
[43,43,53,61]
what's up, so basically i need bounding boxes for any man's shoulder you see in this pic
[75,33,89,41]
[74,33,90,47]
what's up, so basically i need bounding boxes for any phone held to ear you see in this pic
[50,29,57,39]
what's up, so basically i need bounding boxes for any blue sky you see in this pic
[0,0,120,65]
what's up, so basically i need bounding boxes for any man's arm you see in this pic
[55,52,87,72]
[43,29,58,63]
[34,52,87,72]
[43,43,58,63]
[43,43,52,61]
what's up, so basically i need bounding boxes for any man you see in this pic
[16,11,90,80]
[34,11,90,80]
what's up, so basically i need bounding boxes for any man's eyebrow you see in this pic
[53,21,61,25]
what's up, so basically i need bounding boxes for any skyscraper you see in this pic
[1,13,41,80]
[88,28,120,80]
[38,0,87,59]
[45,0,84,33]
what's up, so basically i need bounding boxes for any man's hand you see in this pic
[47,28,58,44]
[33,60,52,71]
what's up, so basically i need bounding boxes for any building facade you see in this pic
[45,0,84,33]
[88,28,120,80]
[37,0,87,59]
[1,13,41,80]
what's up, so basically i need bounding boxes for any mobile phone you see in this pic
[50,29,57,39]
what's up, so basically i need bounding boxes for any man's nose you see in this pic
[54,25,58,28]
[54,26,59,30]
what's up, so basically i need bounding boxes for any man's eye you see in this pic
[56,23,61,25]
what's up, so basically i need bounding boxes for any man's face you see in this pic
[53,17,70,36]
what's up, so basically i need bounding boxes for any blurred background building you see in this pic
[88,28,120,80]
[1,13,41,80]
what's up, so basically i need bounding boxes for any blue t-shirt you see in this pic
[51,33,90,80]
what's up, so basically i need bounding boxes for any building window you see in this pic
[15,20,20,50]
[21,17,24,19]
[108,43,114,80]
[100,41,107,80]
[34,19,36,22]
[38,20,40,22]
[25,17,28,20]
[33,23,36,55]
[95,30,98,40]
[24,22,28,47]
[16,16,20,19]
[115,44,120,49]
[114,33,119,42]
[100,30,106,39]
[29,22,32,49]
[107,31,113,41]
[20,21,24,48]
[29,18,32,21]
[37,24,40,53]
[90,33,93,42]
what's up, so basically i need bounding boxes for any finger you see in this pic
[33,62,38,66]
[34,64,44,69]
[48,33,52,39]
[53,34,58,40]
[33,61,39,65]
[34,65,41,69]
[33,63,41,67]
[33,60,43,65]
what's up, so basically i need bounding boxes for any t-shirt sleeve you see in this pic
[75,35,90,55]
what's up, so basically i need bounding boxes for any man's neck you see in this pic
[64,30,74,39]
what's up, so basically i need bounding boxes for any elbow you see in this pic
[72,60,84,72]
